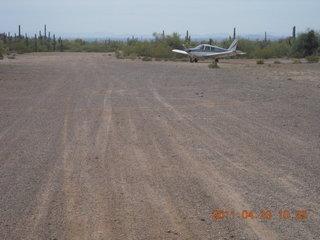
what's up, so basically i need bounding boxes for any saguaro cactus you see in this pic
[25,35,29,47]
[18,25,21,38]
[292,26,296,40]
[3,33,7,44]
[53,34,56,51]
[233,27,236,39]
[34,34,38,52]
[264,32,267,42]
[58,37,63,51]
[185,30,191,43]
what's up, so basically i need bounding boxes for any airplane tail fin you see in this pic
[228,39,238,51]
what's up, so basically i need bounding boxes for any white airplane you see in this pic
[172,39,246,63]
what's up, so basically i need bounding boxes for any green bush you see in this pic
[291,30,319,57]
[122,35,182,60]
[292,59,301,64]
[306,55,319,63]
[291,52,304,58]
[128,53,137,60]
[7,53,16,59]
[115,50,124,59]
[251,42,290,59]
[236,39,291,59]
[123,41,152,57]
[208,61,219,68]
[0,42,3,59]
[8,41,32,54]
[142,56,152,61]
[256,59,264,64]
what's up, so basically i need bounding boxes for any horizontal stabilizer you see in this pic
[172,49,189,55]
[236,50,246,55]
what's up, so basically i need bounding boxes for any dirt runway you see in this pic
[0,53,319,240]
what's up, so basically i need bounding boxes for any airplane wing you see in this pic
[236,50,246,55]
[204,51,235,57]
[172,49,189,55]
[204,50,246,58]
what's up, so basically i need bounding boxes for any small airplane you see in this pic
[172,39,246,63]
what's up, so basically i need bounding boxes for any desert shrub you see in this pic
[256,59,264,64]
[60,39,82,52]
[251,42,290,59]
[115,50,124,59]
[291,30,319,57]
[292,59,301,64]
[291,52,304,58]
[150,44,173,58]
[82,42,109,52]
[123,41,152,57]
[164,32,184,49]
[122,33,186,60]
[236,39,291,59]
[208,61,219,68]
[128,53,137,60]
[0,42,3,59]
[8,41,32,54]
[142,56,152,61]
[306,55,319,63]
[274,60,281,64]
[237,39,260,58]
[7,53,16,59]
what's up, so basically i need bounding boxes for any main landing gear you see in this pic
[189,57,198,63]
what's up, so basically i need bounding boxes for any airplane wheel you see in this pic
[215,58,219,63]
[194,58,198,63]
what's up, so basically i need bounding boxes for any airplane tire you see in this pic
[194,58,198,63]
[215,58,219,63]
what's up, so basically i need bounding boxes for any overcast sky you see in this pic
[1,0,319,38]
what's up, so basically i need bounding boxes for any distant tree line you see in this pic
[0,25,124,58]
[1,25,319,60]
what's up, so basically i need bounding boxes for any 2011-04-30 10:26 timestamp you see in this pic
[211,210,308,220]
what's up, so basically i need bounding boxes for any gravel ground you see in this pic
[0,53,319,240]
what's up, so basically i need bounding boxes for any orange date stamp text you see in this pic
[211,210,308,220]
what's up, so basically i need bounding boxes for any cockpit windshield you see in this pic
[196,45,204,50]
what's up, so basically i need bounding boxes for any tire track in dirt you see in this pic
[149,84,319,239]
[151,88,281,240]
[152,87,319,206]
[108,82,243,238]
[60,56,116,239]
